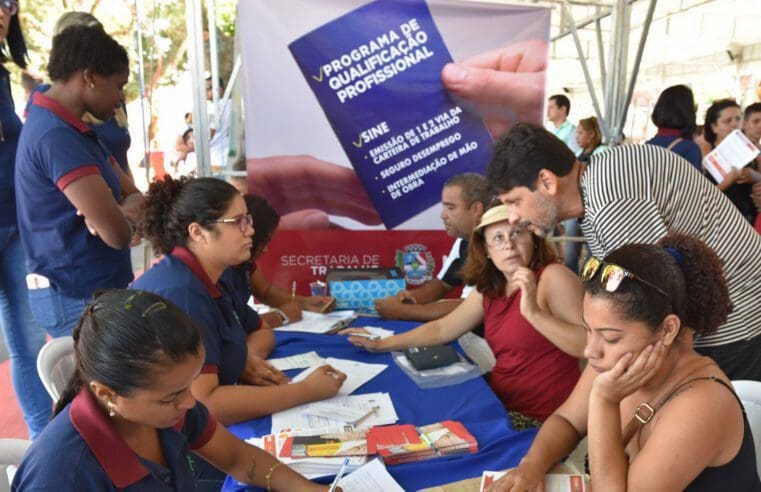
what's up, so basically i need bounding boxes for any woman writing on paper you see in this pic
[132,176,346,425]
[489,234,760,492]
[342,204,586,429]
[228,194,335,329]
[13,289,337,492]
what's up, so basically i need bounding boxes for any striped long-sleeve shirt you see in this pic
[579,144,761,347]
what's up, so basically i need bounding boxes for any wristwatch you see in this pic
[272,308,290,326]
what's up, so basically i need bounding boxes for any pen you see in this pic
[328,457,349,492]
[348,332,380,341]
[352,405,380,427]
[291,281,296,300]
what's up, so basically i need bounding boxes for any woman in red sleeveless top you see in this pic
[343,204,586,426]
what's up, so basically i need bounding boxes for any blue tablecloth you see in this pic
[222,317,537,491]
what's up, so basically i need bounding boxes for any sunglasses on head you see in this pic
[580,257,670,299]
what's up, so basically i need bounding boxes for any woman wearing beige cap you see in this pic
[343,203,586,429]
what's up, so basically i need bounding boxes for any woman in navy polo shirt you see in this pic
[12,289,334,492]
[133,176,346,424]
[14,25,143,338]
[0,0,52,438]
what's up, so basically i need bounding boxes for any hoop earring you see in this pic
[107,401,116,418]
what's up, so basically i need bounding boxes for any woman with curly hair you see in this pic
[491,234,761,492]
[132,176,346,426]
[343,204,586,428]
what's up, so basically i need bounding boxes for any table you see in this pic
[222,317,537,491]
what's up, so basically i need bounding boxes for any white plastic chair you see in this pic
[36,336,76,401]
[0,439,30,492]
[732,380,761,478]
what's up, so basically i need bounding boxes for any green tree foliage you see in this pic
[16,0,236,102]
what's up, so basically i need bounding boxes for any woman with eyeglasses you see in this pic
[342,204,586,429]
[132,176,346,427]
[12,289,338,492]
[0,0,54,438]
[230,194,336,330]
[15,26,142,341]
[489,233,761,492]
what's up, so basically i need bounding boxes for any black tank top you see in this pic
[669,377,761,491]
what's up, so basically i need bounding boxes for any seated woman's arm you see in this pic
[342,290,484,351]
[374,296,463,321]
[607,378,743,491]
[197,418,328,491]
[515,264,586,358]
[191,367,345,425]
[249,269,305,322]
[491,367,595,492]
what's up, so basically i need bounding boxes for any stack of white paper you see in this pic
[271,392,398,433]
[274,310,356,334]
[292,357,388,396]
[268,351,325,371]
[337,458,404,492]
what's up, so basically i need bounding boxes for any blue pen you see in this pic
[328,457,350,492]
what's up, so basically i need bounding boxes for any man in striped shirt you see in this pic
[487,122,761,380]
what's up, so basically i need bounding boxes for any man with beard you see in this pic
[488,122,761,380]
[374,173,490,321]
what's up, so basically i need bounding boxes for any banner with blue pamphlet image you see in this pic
[288,0,494,228]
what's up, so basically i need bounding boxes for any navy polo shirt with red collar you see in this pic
[131,246,262,385]
[14,91,132,298]
[12,388,217,491]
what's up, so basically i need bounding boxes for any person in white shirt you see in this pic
[374,173,491,322]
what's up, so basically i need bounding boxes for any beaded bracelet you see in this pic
[266,462,285,492]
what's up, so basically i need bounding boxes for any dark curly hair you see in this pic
[244,194,280,258]
[47,25,128,82]
[140,175,240,255]
[487,122,576,193]
[54,290,202,416]
[650,85,697,139]
[583,234,731,336]
[0,6,28,68]
[703,99,740,148]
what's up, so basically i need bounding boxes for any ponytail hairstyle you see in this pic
[244,194,280,258]
[54,290,203,416]
[583,233,731,336]
[140,175,241,255]
[0,3,28,68]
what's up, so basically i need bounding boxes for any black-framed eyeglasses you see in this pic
[213,214,253,233]
[580,257,670,299]
[1,0,18,15]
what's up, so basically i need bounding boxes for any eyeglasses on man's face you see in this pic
[213,214,254,233]
[484,228,531,249]
[580,257,670,299]
[1,0,19,15]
